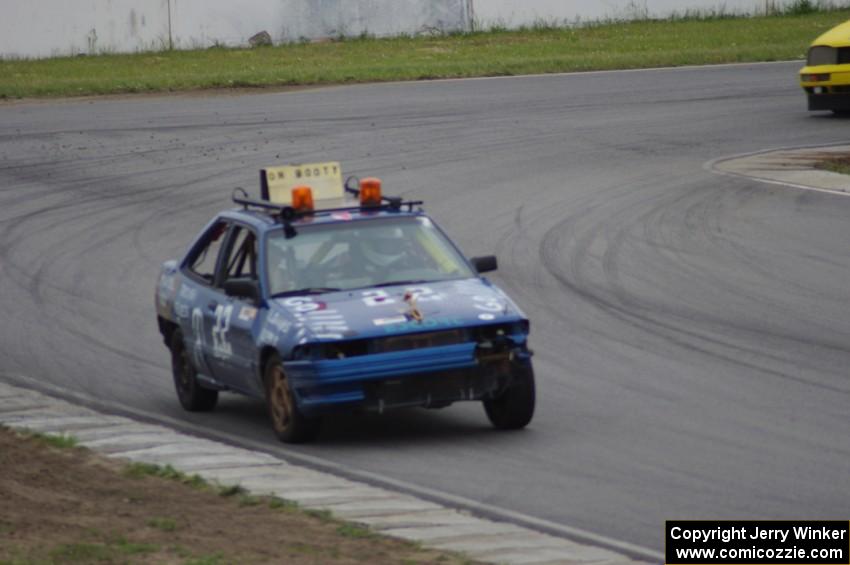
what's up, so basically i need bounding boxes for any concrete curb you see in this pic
[707,144,850,196]
[0,381,652,565]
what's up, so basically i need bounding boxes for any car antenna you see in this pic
[344,175,361,197]
[231,187,298,238]
[233,187,250,209]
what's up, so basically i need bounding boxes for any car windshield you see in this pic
[265,216,476,296]
[807,45,837,66]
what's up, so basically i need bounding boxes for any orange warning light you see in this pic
[359,177,382,207]
[291,186,314,212]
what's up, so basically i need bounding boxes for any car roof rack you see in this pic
[230,178,423,239]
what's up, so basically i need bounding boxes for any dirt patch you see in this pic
[0,427,471,564]
[813,152,850,176]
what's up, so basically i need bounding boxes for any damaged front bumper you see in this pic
[283,339,532,415]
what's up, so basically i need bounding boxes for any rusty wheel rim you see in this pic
[269,365,293,432]
[174,343,192,396]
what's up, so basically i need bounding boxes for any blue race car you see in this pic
[155,163,534,442]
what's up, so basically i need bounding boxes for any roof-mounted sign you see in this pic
[260,162,343,204]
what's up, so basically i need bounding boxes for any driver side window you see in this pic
[188,221,229,284]
[222,225,258,283]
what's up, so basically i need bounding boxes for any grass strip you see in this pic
[1,10,849,99]
[123,462,209,490]
[24,431,79,449]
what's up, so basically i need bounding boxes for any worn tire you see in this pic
[170,329,218,412]
[264,353,320,443]
[483,362,536,430]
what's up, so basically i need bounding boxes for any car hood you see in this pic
[270,278,526,342]
[811,20,850,49]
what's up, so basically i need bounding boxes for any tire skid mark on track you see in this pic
[537,175,850,396]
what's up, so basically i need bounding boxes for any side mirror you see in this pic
[224,278,260,304]
[470,255,498,274]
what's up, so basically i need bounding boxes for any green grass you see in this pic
[238,494,261,506]
[0,520,13,537]
[150,545,227,565]
[123,462,208,490]
[3,425,79,450]
[268,496,299,512]
[305,509,334,523]
[48,538,158,563]
[336,523,376,539]
[49,543,113,563]
[216,484,247,497]
[1,9,849,98]
[25,431,79,449]
[111,536,159,556]
[182,553,225,565]
[815,154,850,175]
[147,517,178,532]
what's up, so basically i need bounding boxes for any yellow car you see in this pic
[800,19,850,114]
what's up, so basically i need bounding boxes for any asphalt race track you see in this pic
[1,62,849,553]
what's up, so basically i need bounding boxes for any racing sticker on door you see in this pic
[282,297,351,341]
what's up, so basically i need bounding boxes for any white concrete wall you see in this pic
[0,0,835,59]
[168,0,469,47]
[273,0,470,41]
[0,0,470,58]
[0,0,171,58]
[168,0,281,48]
[471,0,827,27]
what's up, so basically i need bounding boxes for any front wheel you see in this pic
[264,354,321,443]
[170,329,218,412]
[483,362,535,430]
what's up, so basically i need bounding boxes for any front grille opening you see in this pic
[373,329,466,354]
[313,323,525,360]
[322,341,370,359]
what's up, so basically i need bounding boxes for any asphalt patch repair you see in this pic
[0,426,471,564]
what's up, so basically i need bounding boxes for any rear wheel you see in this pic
[483,362,535,430]
[170,329,218,412]
[264,354,320,443]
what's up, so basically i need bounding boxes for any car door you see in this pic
[180,219,231,385]
[207,223,263,396]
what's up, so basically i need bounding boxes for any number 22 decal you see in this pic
[406,286,443,302]
[212,304,233,358]
[191,308,204,367]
